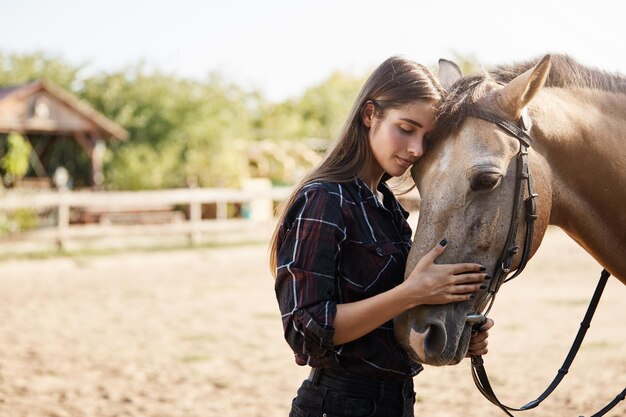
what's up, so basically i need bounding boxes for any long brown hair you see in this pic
[269,56,444,274]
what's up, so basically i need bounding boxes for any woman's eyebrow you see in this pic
[399,118,423,128]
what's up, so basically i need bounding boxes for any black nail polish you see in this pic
[469,294,475,299]
[439,239,448,247]
[479,266,486,271]
[485,275,492,280]
[480,284,486,289]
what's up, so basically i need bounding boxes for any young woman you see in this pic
[270,56,494,417]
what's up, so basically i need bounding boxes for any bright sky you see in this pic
[1,0,623,101]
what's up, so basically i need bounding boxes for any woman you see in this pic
[270,56,493,417]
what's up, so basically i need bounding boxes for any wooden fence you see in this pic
[0,184,291,252]
[0,183,420,255]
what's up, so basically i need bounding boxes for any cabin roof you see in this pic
[0,80,129,140]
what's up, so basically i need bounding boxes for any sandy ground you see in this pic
[0,225,624,417]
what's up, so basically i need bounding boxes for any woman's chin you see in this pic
[387,166,410,177]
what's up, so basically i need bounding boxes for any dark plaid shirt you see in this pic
[274,177,423,381]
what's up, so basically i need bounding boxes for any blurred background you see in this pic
[0,1,624,417]
[0,0,624,252]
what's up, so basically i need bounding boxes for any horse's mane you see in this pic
[493,54,626,93]
[429,54,626,141]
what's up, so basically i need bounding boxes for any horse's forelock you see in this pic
[428,74,491,142]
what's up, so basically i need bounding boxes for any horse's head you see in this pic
[395,55,554,366]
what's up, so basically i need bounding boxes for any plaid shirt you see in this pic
[274,177,423,381]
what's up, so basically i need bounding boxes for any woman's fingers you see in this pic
[453,273,489,285]
[478,318,495,332]
[450,263,485,275]
[468,331,489,354]
[468,344,489,356]
[467,318,495,357]
[470,330,489,343]
[421,239,449,264]
[469,334,488,347]
[450,284,483,294]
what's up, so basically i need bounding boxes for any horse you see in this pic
[394,54,626,368]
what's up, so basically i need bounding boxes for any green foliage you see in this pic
[257,71,364,141]
[103,142,184,190]
[0,51,81,90]
[80,68,255,189]
[80,69,253,148]
[103,140,246,190]
[299,71,364,139]
[0,50,482,188]
[1,132,32,186]
[0,209,39,235]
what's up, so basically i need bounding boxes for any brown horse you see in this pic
[394,54,626,367]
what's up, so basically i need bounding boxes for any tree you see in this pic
[0,52,81,91]
[2,51,479,189]
[257,71,364,141]
[0,132,32,187]
[80,68,257,189]
[0,132,37,233]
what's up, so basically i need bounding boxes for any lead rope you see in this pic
[471,269,626,416]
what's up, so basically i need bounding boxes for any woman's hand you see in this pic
[401,240,489,308]
[466,318,495,356]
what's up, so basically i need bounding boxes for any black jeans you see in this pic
[289,368,415,417]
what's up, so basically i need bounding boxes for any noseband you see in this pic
[462,108,625,417]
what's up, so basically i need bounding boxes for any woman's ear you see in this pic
[362,101,375,128]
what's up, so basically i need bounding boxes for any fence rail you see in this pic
[0,184,420,255]
[0,185,292,251]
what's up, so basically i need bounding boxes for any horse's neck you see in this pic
[533,88,626,283]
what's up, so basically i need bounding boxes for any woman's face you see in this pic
[365,100,437,178]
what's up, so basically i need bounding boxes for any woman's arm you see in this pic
[333,240,487,345]
[333,281,417,345]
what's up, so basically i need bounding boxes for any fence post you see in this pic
[189,188,201,245]
[57,189,70,250]
[216,200,228,220]
[242,178,273,222]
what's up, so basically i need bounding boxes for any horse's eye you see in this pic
[470,172,502,191]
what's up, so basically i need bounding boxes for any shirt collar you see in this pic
[352,177,407,217]
[354,177,382,209]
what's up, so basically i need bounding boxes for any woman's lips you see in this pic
[396,156,414,169]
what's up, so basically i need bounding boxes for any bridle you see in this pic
[464,107,538,326]
[461,107,626,417]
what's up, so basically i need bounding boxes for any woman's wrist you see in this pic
[395,280,423,310]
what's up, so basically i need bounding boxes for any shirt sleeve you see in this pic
[274,186,345,365]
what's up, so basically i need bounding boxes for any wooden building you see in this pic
[0,80,128,189]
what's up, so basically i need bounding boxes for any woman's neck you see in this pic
[358,165,384,193]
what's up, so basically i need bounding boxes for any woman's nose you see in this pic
[407,136,425,158]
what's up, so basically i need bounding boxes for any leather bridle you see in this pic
[464,107,538,325]
[461,108,626,417]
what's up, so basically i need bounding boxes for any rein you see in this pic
[463,109,626,417]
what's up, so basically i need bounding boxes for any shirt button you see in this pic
[296,309,304,316]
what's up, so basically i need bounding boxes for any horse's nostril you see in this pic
[424,321,447,359]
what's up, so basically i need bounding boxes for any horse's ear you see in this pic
[496,55,551,120]
[438,59,463,90]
